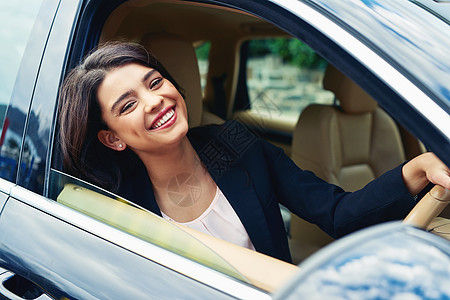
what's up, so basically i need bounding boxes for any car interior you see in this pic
[48,0,450,292]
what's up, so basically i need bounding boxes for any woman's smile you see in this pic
[149,106,176,131]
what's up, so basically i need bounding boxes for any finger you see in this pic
[427,169,450,190]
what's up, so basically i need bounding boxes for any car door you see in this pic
[0,1,272,299]
[2,182,253,299]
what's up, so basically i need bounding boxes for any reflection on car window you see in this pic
[275,223,450,299]
[0,1,43,182]
[48,169,249,283]
[244,38,333,123]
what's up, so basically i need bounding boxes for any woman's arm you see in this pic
[402,152,450,196]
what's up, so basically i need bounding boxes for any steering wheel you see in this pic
[403,185,450,229]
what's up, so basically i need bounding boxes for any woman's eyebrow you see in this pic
[110,69,157,113]
[111,90,132,113]
[142,69,157,83]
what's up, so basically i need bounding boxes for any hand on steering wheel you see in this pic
[404,185,450,229]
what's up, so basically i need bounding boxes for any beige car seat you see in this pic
[142,33,223,127]
[289,64,406,263]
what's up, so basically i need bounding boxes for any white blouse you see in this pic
[162,187,256,251]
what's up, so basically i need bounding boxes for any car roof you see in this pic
[410,0,450,23]
[311,0,450,114]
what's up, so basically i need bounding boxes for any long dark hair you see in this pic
[58,42,184,191]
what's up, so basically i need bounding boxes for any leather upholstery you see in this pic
[322,65,378,114]
[289,64,406,263]
[292,64,405,190]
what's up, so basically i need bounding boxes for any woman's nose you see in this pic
[143,95,164,114]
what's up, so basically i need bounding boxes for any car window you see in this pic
[48,169,249,283]
[236,38,333,126]
[195,41,211,96]
[0,1,44,182]
[48,168,298,292]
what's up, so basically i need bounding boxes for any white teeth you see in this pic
[151,109,174,129]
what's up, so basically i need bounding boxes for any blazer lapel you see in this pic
[189,122,278,257]
[119,162,161,215]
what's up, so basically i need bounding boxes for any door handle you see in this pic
[0,269,52,300]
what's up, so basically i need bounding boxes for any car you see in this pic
[0,0,449,299]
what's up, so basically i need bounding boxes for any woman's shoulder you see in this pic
[188,120,244,137]
[189,120,283,162]
[188,121,226,140]
[188,120,263,152]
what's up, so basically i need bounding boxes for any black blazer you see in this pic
[119,121,417,263]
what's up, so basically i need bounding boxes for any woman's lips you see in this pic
[149,107,176,130]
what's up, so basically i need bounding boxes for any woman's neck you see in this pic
[138,136,202,187]
[138,136,217,222]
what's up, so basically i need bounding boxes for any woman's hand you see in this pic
[402,152,450,196]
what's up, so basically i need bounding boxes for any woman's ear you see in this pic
[97,130,126,151]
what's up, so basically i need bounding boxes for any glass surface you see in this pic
[0,1,44,182]
[245,38,333,124]
[49,169,249,284]
[276,223,450,299]
[17,112,46,191]
[195,41,211,95]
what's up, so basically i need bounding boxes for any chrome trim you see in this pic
[0,271,20,300]
[270,0,449,139]
[0,178,14,195]
[9,185,270,299]
[0,269,52,300]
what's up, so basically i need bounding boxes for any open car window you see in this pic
[232,38,334,142]
[241,38,332,121]
[195,40,211,96]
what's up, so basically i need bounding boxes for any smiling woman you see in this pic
[96,64,189,155]
[58,42,183,191]
[58,41,450,264]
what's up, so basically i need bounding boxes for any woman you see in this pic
[59,42,450,263]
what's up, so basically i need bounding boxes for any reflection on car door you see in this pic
[0,184,238,299]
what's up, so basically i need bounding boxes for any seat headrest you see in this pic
[322,64,378,114]
[142,33,202,127]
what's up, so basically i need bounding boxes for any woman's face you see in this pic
[96,63,189,156]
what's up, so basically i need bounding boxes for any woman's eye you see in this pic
[150,77,163,89]
[120,101,135,114]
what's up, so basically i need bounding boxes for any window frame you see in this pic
[0,0,59,186]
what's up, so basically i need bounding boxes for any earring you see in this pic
[118,144,123,148]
